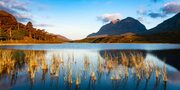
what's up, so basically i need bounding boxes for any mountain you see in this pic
[141,12,180,34]
[88,17,147,37]
[0,10,19,30]
[76,13,180,43]
[0,10,69,42]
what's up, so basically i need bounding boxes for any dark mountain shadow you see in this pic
[99,49,146,61]
[149,49,180,70]
[99,49,180,70]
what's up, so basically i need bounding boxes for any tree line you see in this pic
[0,22,64,42]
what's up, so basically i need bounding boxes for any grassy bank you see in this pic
[0,40,69,45]
[73,31,180,44]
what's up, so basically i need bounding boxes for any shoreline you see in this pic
[0,42,180,46]
[0,42,68,46]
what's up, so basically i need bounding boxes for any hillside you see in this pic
[88,17,147,37]
[0,10,69,43]
[139,12,180,35]
[75,31,180,43]
[147,12,180,34]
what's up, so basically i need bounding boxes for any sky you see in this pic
[0,0,180,40]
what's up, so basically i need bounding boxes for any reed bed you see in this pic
[0,49,168,88]
[0,50,16,76]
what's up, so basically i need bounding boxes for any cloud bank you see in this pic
[34,24,54,27]
[162,2,180,14]
[0,0,31,22]
[97,13,122,23]
[137,2,180,18]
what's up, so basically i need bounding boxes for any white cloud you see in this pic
[0,1,5,6]
[137,9,147,15]
[0,0,31,22]
[162,2,180,14]
[34,23,54,27]
[137,2,180,18]
[0,0,48,23]
[97,13,122,23]
[11,1,29,11]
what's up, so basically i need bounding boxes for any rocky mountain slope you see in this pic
[141,12,180,34]
[88,17,147,37]
[0,10,69,42]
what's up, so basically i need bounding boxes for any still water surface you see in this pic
[0,43,180,90]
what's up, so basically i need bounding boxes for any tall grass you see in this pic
[0,49,169,88]
[0,50,15,76]
[50,54,60,77]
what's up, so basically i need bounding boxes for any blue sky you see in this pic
[1,0,180,40]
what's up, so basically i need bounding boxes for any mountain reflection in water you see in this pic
[0,49,179,90]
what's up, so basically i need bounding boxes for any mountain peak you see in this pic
[0,10,17,30]
[87,17,147,37]
[26,21,33,28]
[125,17,135,20]
[121,17,138,23]
[0,10,17,22]
[110,19,120,24]
[0,10,12,16]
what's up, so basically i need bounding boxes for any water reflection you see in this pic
[0,49,179,90]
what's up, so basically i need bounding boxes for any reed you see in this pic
[83,55,90,71]
[0,50,16,76]
[60,53,64,69]
[41,61,48,70]
[67,63,73,84]
[119,69,123,80]
[60,54,64,64]
[115,72,120,80]
[28,51,38,69]
[104,51,109,60]
[155,65,160,80]
[75,72,81,86]
[162,63,167,82]
[124,66,129,78]
[25,51,38,80]
[29,68,36,79]
[98,56,103,74]
[107,58,113,72]
[120,52,129,78]
[38,50,48,71]
[50,54,60,77]
[144,62,150,80]
[90,64,96,81]
[147,61,153,79]
[110,73,115,80]
[111,69,120,81]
